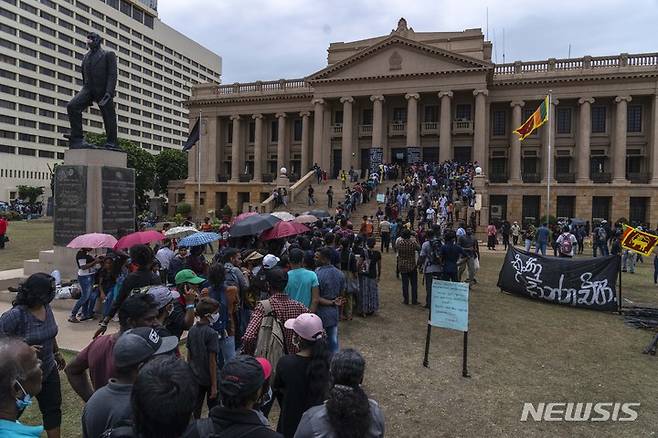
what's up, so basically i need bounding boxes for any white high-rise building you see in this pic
[0,0,221,202]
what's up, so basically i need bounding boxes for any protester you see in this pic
[207,263,238,367]
[314,248,346,353]
[355,238,380,317]
[511,221,520,246]
[96,244,160,338]
[326,186,334,209]
[457,228,479,284]
[379,216,391,253]
[0,273,65,438]
[534,223,551,256]
[155,239,176,283]
[0,215,7,249]
[168,245,189,284]
[65,293,159,401]
[593,221,609,257]
[418,228,442,308]
[274,313,330,438]
[82,327,178,438]
[125,356,198,438]
[556,226,577,258]
[338,238,358,321]
[0,338,44,437]
[294,348,385,438]
[308,186,315,206]
[193,355,281,437]
[486,222,497,250]
[150,282,195,339]
[285,248,320,309]
[440,230,467,282]
[69,248,100,323]
[396,228,420,305]
[241,268,309,356]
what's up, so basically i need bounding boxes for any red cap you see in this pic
[255,357,272,380]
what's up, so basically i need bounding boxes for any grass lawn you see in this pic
[0,219,54,270]
[15,248,658,437]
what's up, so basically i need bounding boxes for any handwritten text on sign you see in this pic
[430,280,469,332]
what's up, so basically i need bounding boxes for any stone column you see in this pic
[541,97,559,183]
[276,113,287,174]
[405,93,420,146]
[370,95,384,148]
[312,99,324,168]
[613,95,632,183]
[577,97,594,183]
[509,101,524,183]
[230,115,241,182]
[473,89,489,173]
[203,117,218,181]
[300,111,310,175]
[252,114,263,182]
[651,94,658,184]
[438,91,453,163]
[340,96,354,172]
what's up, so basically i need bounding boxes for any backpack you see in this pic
[559,235,573,255]
[254,299,287,380]
[597,227,607,241]
[428,239,442,265]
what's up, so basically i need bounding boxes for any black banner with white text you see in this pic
[497,247,619,311]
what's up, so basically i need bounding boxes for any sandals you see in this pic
[68,316,80,323]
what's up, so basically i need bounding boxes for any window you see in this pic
[39,137,54,145]
[41,0,56,8]
[59,19,74,30]
[0,53,15,65]
[492,110,506,136]
[76,13,89,25]
[20,16,37,29]
[0,145,16,154]
[40,80,55,91]
[19,1,37,14]
[424,105,438,123]
[19,75,37,86]
[0,68,16,80]
[40,39,56,50]
[19,104,36,114]
[18,90,36,100]
[0,114,15,124]
[270,120,278,142]
[293,119,302,142]
[19,31,37,43]
[0,22,16,36]
[39,149,55,157]
[392,108,406,123]
[75,0,89,12]
[362,109,373,125]
[59,6,74,17]
[556,107,572,134]
[0,129,15,138]
[455,104,471,120]
[0,37,15,50]
[39,109,55,118]
[18,146,36,155]
[591,106,606,133]
[40,66,57,78]
[0,7,16,20]
[19,60,37,71]
[0,84,14,95]
[627,105,642,133]
[120,0,131,15]
[39,122,54,131]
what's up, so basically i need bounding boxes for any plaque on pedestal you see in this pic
[53,165,87,246]
[102,166,135,236]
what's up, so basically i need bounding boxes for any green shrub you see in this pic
[0,211,22,221]
[176,203,192,216]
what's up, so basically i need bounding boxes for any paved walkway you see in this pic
[0,300,117,352]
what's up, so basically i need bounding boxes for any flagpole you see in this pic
[546,91,552,226]
[197,109,202,222]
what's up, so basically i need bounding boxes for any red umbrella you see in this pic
[114,230,164,249]
[261,221,310,241]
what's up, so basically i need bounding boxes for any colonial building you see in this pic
[182,18,658,227]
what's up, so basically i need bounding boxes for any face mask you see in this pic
[14,380,32,412]
[209,312,220,324]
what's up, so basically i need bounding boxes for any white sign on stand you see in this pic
[430,280,469,332]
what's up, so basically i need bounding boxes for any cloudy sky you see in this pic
[159,0,658,84]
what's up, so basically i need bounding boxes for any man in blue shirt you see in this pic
[535,223,551,256]
[285,248,319,308]
[440,230,466,282]
[314,248,347,353]
[0,338,45,438]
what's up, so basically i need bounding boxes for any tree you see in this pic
[176,202,191,216]
[85,133,156,212]
[17,185,45,204]
[155,148,188,195]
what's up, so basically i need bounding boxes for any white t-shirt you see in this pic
[426,208,436,221]
[156,247,175,270]
[556,233,578,256]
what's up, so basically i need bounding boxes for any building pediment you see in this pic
[307,35,492,83]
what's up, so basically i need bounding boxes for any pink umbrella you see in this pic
[261,221,310,241]
[67,233,117,249]
[114,230,164,249]
[231,212,258,225]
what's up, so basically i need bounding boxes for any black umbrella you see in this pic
[304,209,331,218]
[229,213,281,237]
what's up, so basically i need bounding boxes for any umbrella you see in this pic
[304,209,331,218]
[67,233,117,249]
[270,211,295,221]
[229,214,281,238]
[261,221,310,241]
[164,226,198,238]
[231,212,258,225]
[294,214,319,224]
[178,232,221,247]
[114,230,164,249]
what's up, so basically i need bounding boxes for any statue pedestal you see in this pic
[24,149,136,279]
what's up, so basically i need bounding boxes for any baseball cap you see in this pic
[113,327,178,368]
[262,254,280,269]
[219,355,269,398]
[147,285,180,310]
[285,313,324,341]
[175,269,205,285]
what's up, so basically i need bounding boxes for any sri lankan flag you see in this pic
[513,96,549,140]
[620,224,658,256]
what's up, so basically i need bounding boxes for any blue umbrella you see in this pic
[178,232,221,247]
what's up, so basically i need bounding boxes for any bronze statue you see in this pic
[66,32,119,150]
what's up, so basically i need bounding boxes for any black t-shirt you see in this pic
[186,322,219,386]
[76,250,94,273]
[440,243,466,274]
[273,354,320,438]
[165,301,188,340]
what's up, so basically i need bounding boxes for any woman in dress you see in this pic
[356,238,381,317]
[0,273,66,438]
